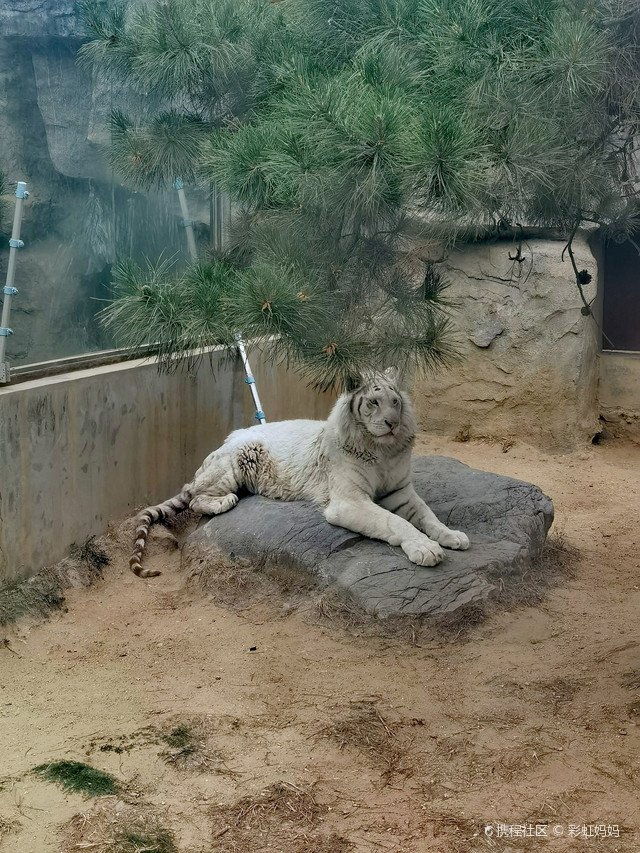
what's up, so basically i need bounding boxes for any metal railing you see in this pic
[0,181,28,384]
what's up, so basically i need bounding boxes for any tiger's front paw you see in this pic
[402,536,444,567]
[190,493,238,515]
[436,528,470,550]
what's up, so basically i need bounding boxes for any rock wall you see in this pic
[0,0,199,366]
[413,234,600,451]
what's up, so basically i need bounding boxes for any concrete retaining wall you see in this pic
[0,350,334,581]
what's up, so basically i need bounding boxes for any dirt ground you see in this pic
[0,429,639,853]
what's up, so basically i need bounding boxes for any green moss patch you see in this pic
[33,761,119,797]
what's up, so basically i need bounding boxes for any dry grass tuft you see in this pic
[533,677,583,712]
[163,507,198,536]
[62,803,177,853]
[158,716,233,774]
[495,531,578,605]
[428,814,485,852]
[421,601,490,643]
[224,781,321,827]
[0,570,66,627]
[182,541,263,608]
[209,781,339,852]
[300,833,354,853]
[68,536,110,577]
[454,423,472,443]
[183,541,319,612]
[312,589,371,630]
[111,822,176,853]
[85,716,233,775]
[317,700,411,784]
[0,534,112,628]
[0,816,19,842]
[487,675,584,716]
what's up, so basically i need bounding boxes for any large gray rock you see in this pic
[186,456,554,616]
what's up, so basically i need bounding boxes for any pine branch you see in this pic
[82,0,640,389]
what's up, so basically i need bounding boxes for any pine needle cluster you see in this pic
[80,0,640,389]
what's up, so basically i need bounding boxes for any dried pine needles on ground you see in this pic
[62,804,177,853]
[158,717,235,775]
[209,781,353,853]
[317,699,413,785]
[0,536,110,627]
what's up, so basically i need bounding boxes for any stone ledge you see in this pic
[186,456,554,616]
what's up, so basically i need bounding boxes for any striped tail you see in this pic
[129,490,191,578]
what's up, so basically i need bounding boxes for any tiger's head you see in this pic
[339,368,416,451]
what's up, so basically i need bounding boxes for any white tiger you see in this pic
[130,369,470,577]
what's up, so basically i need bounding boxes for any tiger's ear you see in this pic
[349,368,376,391]
[349,366,399,391]
[383,366,400,386]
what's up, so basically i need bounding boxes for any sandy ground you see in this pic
[0,430,639,853]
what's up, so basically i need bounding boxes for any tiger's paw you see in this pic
[436,529,470,550]
[401,536,444,567]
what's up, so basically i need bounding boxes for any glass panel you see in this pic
[1,181,209,366]
[0,35,209,368]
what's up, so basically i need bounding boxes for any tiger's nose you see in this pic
[385,419,398,430]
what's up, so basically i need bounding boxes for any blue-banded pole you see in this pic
[235,333,266,424]
[0,181,29,384]
[173,178,266,424]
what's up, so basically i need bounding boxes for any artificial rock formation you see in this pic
[413,234,600,450]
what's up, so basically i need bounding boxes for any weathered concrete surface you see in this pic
[0,350,334,581]
[413,235,600,451]
[599,351,640,420]
[187,456,554,616]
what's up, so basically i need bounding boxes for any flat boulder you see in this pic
[185,455,553,616]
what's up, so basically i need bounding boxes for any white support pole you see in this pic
[0,181,29,384]
[173,178,265,425]
[235,333,266,424]
[173,177,198,262]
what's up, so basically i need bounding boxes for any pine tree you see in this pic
[80,0,640,389]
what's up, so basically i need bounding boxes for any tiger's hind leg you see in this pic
[189,492,239,516]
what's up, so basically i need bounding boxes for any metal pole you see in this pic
[236,333,266,424]
[173,177,198,261]
[0,181,29,385]
[173,178,266,425]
